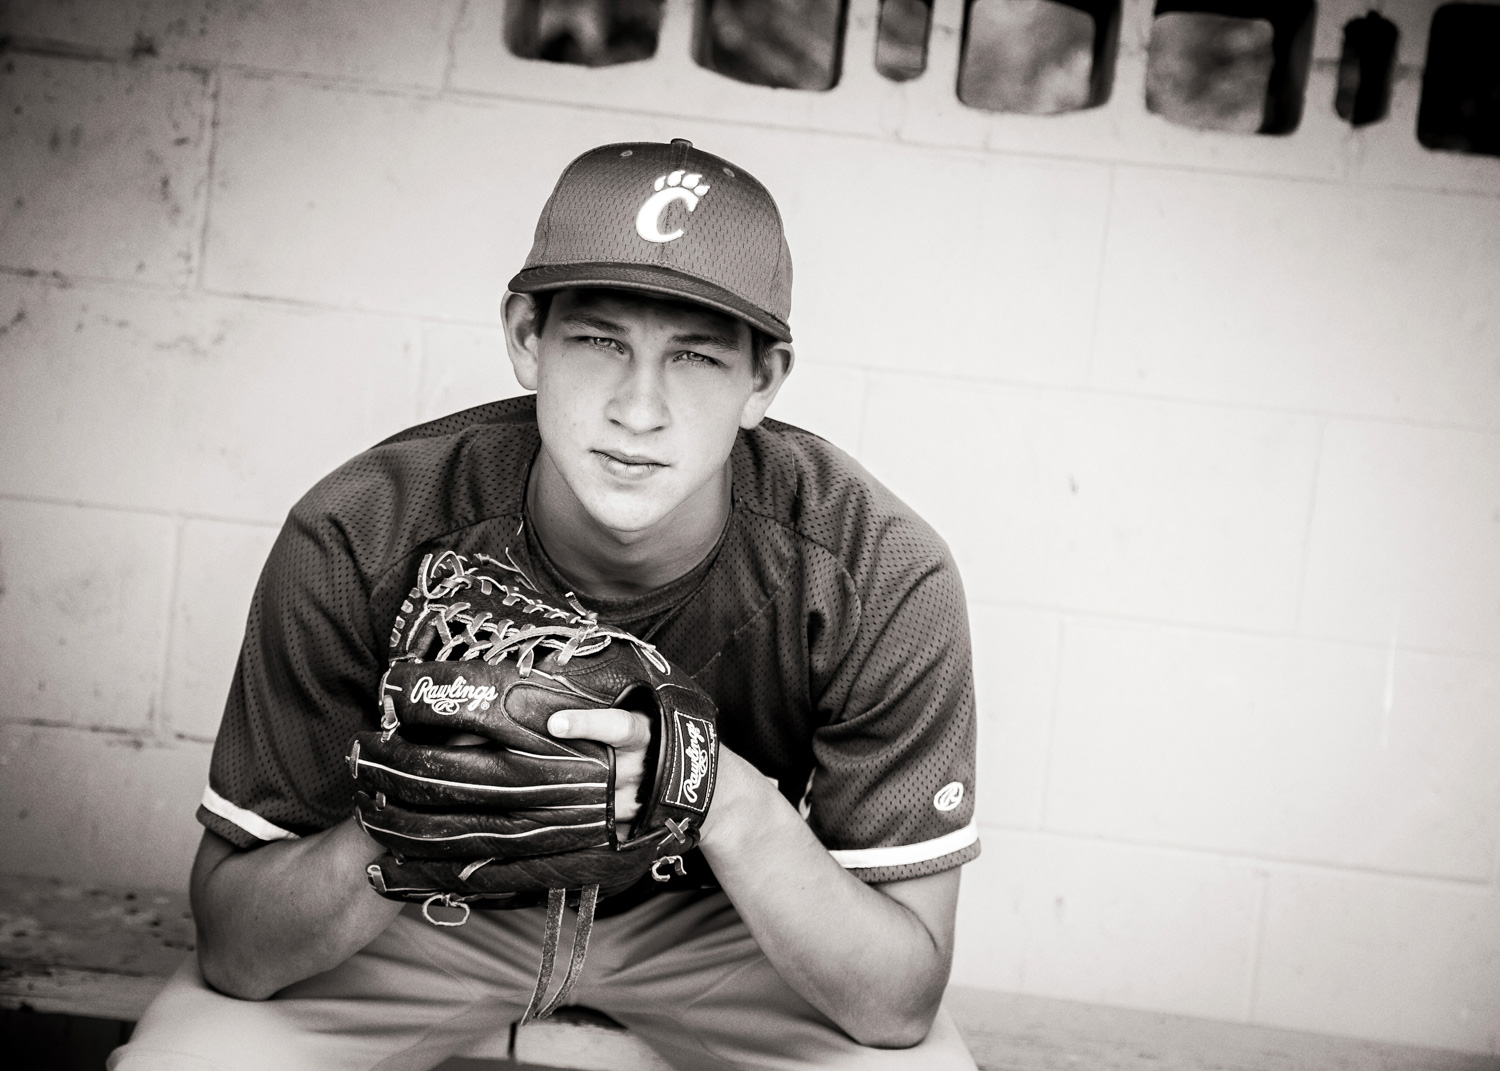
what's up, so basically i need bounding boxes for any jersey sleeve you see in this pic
[196,485,384,849]
[804,538,979,884]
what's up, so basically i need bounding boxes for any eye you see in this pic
[674,350,722,367]
[578,336,623,352]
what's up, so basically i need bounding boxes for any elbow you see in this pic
[196,940,280,1002]
[847,1015,935,1050]
[843,991,943,1049]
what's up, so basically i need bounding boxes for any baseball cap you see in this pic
[508,139,793,342]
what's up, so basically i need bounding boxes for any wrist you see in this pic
[699,747,784,853]
[336,811,387,866]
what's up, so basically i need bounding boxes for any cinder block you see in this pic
[1351,66,1500,198]
[419,322,527,424]
[162,519,279,741]
[0,278,421,522]
[0,723,209,889]
[763,361,867,457]
[1091,169,1500,429]
[952,830,1261,1020]
[0,52,209,286]
[1045,618,1500,881]
[204,75,667,320]
[780,142,1110,387]
[1255,870,1500,1054]
[969,602,1059,829]
[0,499,175,733]
[1300,420,1500,656]
[5,0,464,88]
[861,377,1319,630]
[203,73,1113,385]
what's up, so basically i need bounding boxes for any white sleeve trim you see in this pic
[827,819,978,870]
[201,785,301,843]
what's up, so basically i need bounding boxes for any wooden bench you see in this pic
[3,874,1495,1071]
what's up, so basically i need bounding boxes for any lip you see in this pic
[593,449,666,481]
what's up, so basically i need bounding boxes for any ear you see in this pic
[738,341,795,430]
[502,291,545,391]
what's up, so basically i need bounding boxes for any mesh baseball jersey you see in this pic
[199,396,979,887]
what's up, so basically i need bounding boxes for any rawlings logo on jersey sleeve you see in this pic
[666,711,716,814]
[934,781,964,812]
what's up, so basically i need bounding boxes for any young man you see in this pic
[112,139,980,1070]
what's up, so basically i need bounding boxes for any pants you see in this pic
[110,889,977,1071]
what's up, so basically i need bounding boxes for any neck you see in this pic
[527,451,731,600]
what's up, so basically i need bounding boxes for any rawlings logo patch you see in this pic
[409,674,498,715]
[934,782,964,812]
[666,711,715,814]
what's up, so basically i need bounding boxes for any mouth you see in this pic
[593,449,666,479]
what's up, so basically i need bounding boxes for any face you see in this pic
[506,288,788,539]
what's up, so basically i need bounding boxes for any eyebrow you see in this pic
[668,329,741,352]
[558,312,628,335]
[558,313,741,353]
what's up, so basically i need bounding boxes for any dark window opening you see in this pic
[504,0,665,67]
[1417,3,1500,157]
[1335,12,1397,126]
[1145,0,1316,135]
[876,0,934,82]
[957,0,1121,114]
[693,0,848,91]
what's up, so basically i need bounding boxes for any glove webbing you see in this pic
[521,883,600,1025]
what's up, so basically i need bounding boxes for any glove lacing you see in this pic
[521,884,599,1024]
[383,549,697,1024]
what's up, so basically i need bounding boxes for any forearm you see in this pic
[697,750,956,1047]
[191,817,403,1000]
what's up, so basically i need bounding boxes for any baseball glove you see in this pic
[348,548,719,1021]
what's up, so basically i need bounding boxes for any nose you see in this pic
[605,356,668,435]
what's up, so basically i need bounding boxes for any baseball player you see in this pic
[111,139,980,1070]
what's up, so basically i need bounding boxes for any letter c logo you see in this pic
[635,171,711,244]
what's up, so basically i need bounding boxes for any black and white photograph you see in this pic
[1,1,1497,1069]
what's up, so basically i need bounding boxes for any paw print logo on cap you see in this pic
[635,170,712,244]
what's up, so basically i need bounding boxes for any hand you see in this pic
[547,708,653,825]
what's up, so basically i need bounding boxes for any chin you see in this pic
[577,489,675,536]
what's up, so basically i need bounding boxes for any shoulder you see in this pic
[288,395,539,583]
[732,418,955,590]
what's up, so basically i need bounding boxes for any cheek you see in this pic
[535,362,598,442]
[659,395,745,491]
[688,402,745,462]
[687,382,755,448]
[532,390,570,457]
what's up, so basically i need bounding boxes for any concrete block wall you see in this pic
[1,0,1496,1054]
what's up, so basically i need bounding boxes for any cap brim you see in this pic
[508,262,792,343]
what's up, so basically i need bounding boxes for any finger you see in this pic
[548,708,653,751]
[614,746,645,826]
